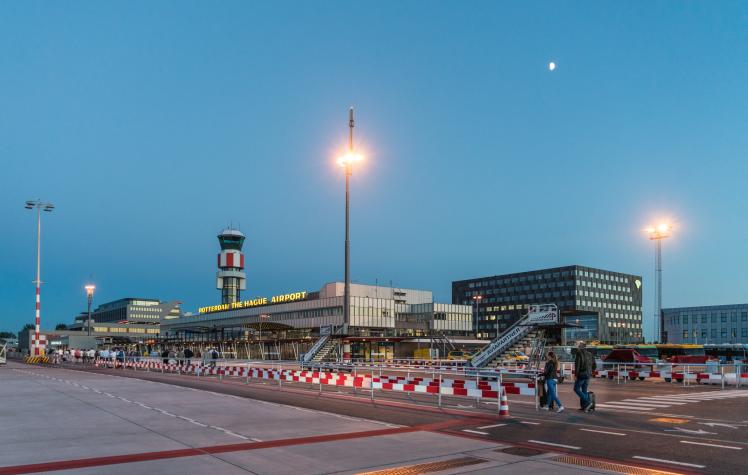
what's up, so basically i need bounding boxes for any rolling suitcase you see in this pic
[539,382,549,407]
[586,391,596,412]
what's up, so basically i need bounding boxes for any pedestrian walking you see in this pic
[574,342,595,412]
[540,351,564,413]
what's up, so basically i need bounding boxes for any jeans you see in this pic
[546,378,562,408]
[574,376,590,407]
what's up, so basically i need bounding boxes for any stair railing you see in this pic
[470,315,532,368]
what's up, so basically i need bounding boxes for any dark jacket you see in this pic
[574,348,593,378]
[543,360,558,380]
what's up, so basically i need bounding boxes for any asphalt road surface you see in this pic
[2,361,746,474]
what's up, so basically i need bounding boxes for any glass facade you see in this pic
[661,304,748,344]
[452,265,643,344]
[163,284,473,341]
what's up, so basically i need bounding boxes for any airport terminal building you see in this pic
[161,282,473,360]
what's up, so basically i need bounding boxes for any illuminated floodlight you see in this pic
[337,153,363,167]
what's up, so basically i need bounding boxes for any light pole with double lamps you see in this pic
[24,199,54,356]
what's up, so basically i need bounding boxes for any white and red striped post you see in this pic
[25,199,53,357]
[33,204,42,356]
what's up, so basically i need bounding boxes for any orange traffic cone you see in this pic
[499,387,509,416]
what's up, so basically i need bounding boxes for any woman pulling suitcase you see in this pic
[540,351,564,413]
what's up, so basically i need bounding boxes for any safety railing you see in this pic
[558,361,746,388]
[79,356,546,415]
[0,341,6,365]
[301,334,330,363]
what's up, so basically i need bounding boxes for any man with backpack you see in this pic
[574,342,595,412]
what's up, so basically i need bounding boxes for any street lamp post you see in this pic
[337,108,362,335]
[336,108,364,364]
[24,199,54,356]
[646,223,671,343]
[85,285,96,336]
[472,295,482,338]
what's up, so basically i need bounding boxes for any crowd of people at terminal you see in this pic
[47,346,223,366]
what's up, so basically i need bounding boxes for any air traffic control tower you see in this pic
[216,228,246,304]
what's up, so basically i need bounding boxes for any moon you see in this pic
[548,62,556,71]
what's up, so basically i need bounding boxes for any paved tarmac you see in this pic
[2,361,746,474]
[0,362,627,475]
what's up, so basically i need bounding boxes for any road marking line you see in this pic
[528,440,580,450]
[595,404,654,411]
[462,429,489,435]
[580,429,626,436]
[680,440,742,450]
[190,421,208,427]
[632,456,705,468]
[616,400,672,407]
[635,398,687,404]
[478,424,507,429]
[520,421,540,425]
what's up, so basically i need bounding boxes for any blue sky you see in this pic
[2,2,747,340]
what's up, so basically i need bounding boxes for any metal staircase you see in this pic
[469,315,535,368]
[302,334,331,363]
[310,337,337,363]
[527,333,547,371]
[431,332,456,358]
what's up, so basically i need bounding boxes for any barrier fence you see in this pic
[557,361,746,388]
[29,354,748,390]
[83,357,531,415]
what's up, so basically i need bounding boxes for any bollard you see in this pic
[721,365,725,390]
[476,373,480,406]
[738,363,742,389]
[438,371,442,408]
[370,369,374,400]
[616,364,620,385]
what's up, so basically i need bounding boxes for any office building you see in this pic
[73,298,181,325]
[661,304,748,344]
[452,265,643,344]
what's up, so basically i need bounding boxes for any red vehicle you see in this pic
[602,348,653,364]
[666,355,717,364]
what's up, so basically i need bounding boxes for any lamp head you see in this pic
[337,153,363,167]
[85,284,96,296]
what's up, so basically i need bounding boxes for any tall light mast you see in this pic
[646,223,671,343]
[24,199,54,356]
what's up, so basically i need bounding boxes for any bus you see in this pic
[655,344,705,360]
[704,344,747,363]
[586,344,614,359]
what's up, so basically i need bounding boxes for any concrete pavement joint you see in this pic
[14,367,254,441]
